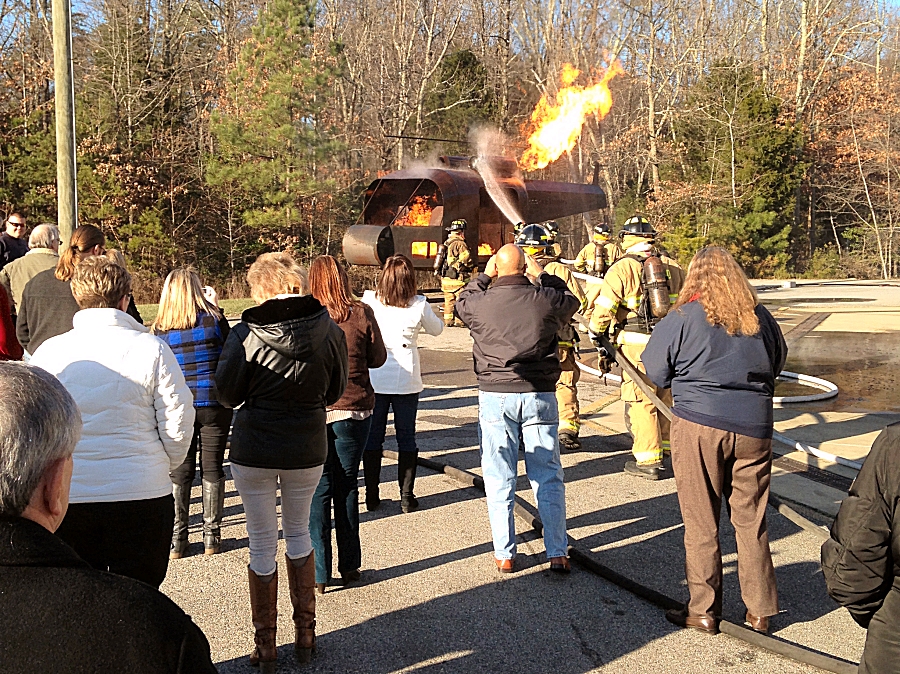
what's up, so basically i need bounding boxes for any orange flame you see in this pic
[520,62,623,171]
[397,196,433,226]
[477,243,494,256]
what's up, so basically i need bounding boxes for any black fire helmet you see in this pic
[619,214,656,238]
[448,219,466,232]
[515,223,553,256]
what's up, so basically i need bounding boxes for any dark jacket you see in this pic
[329,303,386,411]
[0,232,28,269]
[455,272,579,393]
[642,301,787,439]
[822,423,900,673]
[156,312,231,407]
[216,295,348,469]
[17,268,80,354]
[0,516,217,674]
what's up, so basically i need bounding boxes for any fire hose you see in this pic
[380,446,857,673]
[570,312,857,474]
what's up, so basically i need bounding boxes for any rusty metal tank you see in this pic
[342,156,607,269]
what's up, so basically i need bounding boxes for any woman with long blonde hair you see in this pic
[307,255,385,592]
[642,246,787,636]
[152,268,231,558]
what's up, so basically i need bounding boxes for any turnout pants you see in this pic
[621,340,670,464]
[670,416,778,619]
[556,345,580,436]
[582,280,603,324]
[441,278,466,325]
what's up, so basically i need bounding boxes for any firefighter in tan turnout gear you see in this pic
[574,222,622,328]
[589,215,685,479]
[517,223,587,451]
[437,219,473,327]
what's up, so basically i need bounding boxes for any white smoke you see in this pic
[468,124,524,226]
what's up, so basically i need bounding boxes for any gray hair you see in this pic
[28,224,60,250]
[0,364,82,516]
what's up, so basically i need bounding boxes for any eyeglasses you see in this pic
[7,221,24,228]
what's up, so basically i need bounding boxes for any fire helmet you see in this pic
[515,224,554,257]
[593,222,612,238]
[544,221,559,239]
[448,219,466,232]
[619,214,655,239]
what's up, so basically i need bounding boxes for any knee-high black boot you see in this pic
[398,452,419,513]
[202,478,226,555]
[363,451,382,511]
[170,482,191,559]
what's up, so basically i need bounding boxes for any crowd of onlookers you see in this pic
[1,212,898,673]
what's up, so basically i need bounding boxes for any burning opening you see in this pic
[478,244,494,256]
[363,178,443,228]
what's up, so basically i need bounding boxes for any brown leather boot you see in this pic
[286,552,316,664]
[247,567,278,673]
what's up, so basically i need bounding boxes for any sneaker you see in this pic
[558,431,582,452]
[624,460,663,480]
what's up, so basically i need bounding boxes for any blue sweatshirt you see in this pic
[642,301,787,439]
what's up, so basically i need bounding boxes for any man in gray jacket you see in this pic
[456,244,579,574]
[0,224,59,315]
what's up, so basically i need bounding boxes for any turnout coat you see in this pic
[822,423,900,673]
[0,516,217,674]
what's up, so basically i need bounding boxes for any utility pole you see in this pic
[51,0,77,245]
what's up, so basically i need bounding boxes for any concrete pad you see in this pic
[774,410,898,462]
[769,467,846,519]
[814,310,900,333]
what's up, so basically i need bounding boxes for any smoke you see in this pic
[468,124,524,226]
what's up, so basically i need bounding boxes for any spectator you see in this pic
[215,251,347,671]
[642,246,787,635]
[106,248,143,324]
[0,223,60,315]
[0,285,22,360]
[822,423,900,672]
[17,224,106,356]
[152,268,231,558]
[455,244,579,574]
[0,363,217,674]
[29,256,195,589]
[308,255,386,593]
[361,254,443,514]
[0,212,28,270]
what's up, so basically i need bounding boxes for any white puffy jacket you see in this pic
[31,308,195,503]
[361,291,443,395]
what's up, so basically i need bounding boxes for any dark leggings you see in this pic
[170,406,232,484]
[364,392,420,454]
[56,494,174,589]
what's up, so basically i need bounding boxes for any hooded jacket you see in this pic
[216,295,348,469]
[822,423,900,673]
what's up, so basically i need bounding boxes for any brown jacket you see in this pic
[329,302,387,411]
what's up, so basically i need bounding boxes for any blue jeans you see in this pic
[478,391,568,560]
[309,417,372,584]
[364,392,420,454]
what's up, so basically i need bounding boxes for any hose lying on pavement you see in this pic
[381,450,858,674]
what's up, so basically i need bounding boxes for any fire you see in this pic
[396,196,433,226]
[520,62,623,171]
[477,243,494,256]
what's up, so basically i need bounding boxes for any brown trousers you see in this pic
[670,416,778,618]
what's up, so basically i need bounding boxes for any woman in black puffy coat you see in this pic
[215,252,347,673]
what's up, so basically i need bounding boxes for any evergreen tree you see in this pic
[207,0,338,268]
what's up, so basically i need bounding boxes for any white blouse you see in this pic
[361,290,443,394]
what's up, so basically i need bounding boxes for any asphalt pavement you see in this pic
[161,322,866,674]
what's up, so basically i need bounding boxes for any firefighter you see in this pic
[439,219,473,327]
[574,222,622,329]
[516,223,587,451]
[588,215,685,479]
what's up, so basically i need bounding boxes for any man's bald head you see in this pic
[495,244,525,277]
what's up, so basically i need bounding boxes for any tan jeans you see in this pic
[556,345,580,434]
[670,416,778,618]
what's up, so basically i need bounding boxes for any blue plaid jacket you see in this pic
[156,312,230,407]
